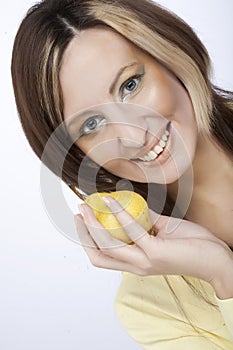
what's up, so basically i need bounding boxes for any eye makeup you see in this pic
[66,63,145,138]
[65,110,106,139]
[116,64,145,103]
[120,73,144,103]
[80,115,107,136]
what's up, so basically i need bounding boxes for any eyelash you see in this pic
[79,73,144,136]
[80,115,106,136]
[119,73,144,103]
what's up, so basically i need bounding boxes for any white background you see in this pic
[1,1,233,349]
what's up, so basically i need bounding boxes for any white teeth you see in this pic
[159,140,166,148]
[137,128,170,162]
[148,150,158,160]
[144,155,151,161]
[154,145,163,154]
[139,151,158,161]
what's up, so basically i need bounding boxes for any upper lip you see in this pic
[131,122,169,160]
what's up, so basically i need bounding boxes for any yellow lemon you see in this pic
[85,190,156,244]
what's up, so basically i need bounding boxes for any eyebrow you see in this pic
[109,61,138,95]
[65,61,138,130]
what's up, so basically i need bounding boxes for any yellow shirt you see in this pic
[114,272,233,349]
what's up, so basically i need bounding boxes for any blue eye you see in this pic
[81,115,106,136]
[86,119,97,130]
[120,74,143,103]
[125,79,137,91]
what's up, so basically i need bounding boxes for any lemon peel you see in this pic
[85,190,156,244]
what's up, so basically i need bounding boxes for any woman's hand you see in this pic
[75,196,233,298]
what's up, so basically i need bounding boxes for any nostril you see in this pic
[115,123,147,152]
[119,136,145,148]
[118,137,146,160]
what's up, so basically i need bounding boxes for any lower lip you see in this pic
[133,123,172,167]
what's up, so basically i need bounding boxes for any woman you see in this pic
[11,0,233,349]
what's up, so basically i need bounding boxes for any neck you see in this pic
[167,132,233,208]
[167,132,233,248]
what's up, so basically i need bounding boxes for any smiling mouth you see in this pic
[131,121,171,162]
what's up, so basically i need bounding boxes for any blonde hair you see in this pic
[89,1,213,135]
[12,0,233,196]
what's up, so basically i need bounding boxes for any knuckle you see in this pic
[134,262,154,276]
[89,253,103,267]
[91,259,102,268]
[144,264,154,275]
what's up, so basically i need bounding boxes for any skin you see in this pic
[60,27,197,185]
[60,27,233,299]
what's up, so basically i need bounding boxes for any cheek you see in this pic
[77,136,120,167]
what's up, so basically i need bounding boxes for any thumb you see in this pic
[149,209,169,231]
[149,209,186,236]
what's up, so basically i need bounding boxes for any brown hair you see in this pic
[11,0,233,209]
[11,0,233,335]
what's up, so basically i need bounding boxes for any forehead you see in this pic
[59,27,145,118]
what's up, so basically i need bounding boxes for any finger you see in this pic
[78,204,127,249]
[148,209,170,231]
[77,207,151,267]
[80,246,145,276]
[101,196,154,249]
[75,215,147,275]
[148,211,188,237]
[74,214,99,249]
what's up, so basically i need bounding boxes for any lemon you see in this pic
[85,190,154,244]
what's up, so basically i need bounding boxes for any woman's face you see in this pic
[60,27,198,184]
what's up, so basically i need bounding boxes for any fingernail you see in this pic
[102,196,111,205]
[78,203,94,221]
[74,213,82,225]
[78,204,85,217]
[102,196,121,212]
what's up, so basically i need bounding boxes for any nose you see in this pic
[114,123,146,149]
[101,102,148,153]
